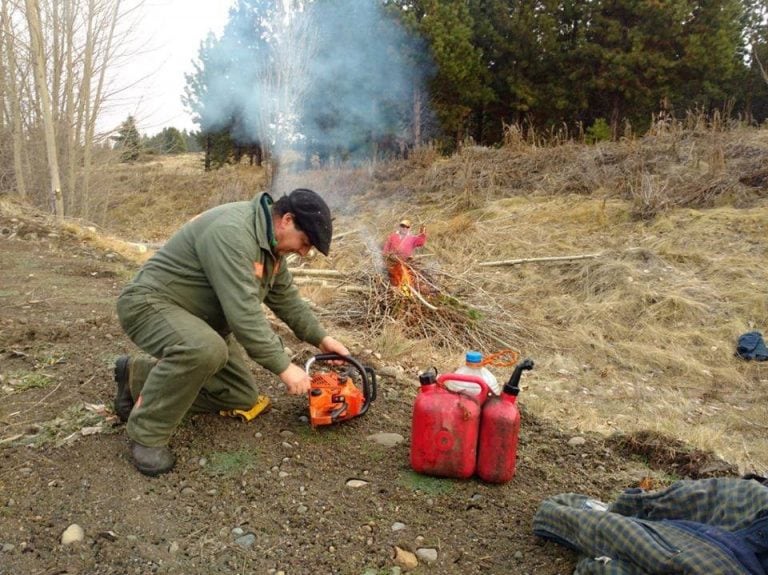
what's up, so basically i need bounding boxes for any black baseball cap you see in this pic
[286,188,333,256]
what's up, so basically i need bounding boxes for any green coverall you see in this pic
[116,193,327,447]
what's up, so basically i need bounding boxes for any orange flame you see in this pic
[387,259,413,295]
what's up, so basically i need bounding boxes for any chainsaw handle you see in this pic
[435,373,491,405]
[364,367,377,402]
[305,353,365,373]
[304,353,345,371]
[361,366,377,413]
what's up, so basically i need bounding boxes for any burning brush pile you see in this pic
[294,255,527,352]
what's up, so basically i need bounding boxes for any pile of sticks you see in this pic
[293,259,526,352]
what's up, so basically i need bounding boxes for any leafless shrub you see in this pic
[407,142,441,168]
[629,173,669,220]
[501,122,528,152]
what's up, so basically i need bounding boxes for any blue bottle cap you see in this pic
[465,351,483,364]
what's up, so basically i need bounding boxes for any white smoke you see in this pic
[194,0,428,171]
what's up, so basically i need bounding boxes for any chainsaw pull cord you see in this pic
[480,349,521,368]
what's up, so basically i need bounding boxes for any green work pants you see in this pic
[116,285,260,447]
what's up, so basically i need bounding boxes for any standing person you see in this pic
[382,219,427,288]
[382,219,427,260]
[114,188,349,476]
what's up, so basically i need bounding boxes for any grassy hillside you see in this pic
[77,125,768,474]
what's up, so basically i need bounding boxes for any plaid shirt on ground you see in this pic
[533,478,768,575]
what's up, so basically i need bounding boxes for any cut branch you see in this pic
[332,229,361,241]
[291,269,346,278]
[293,277,368,293]
[479,252,603,267]
[409,286,438,310]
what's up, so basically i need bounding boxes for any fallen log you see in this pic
[478,252,603,267]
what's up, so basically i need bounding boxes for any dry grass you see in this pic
[317,127,768,474]
[92,154,268,241]
[474,198,768,473]
[30,125,768,475]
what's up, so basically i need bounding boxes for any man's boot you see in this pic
[113,355,157,422]
[130,441,176,476]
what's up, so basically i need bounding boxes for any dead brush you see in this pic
[675,175,739,209]
[608,430,738,479]
[318,258,527,353]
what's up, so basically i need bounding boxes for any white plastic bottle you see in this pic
[444,351,500,396]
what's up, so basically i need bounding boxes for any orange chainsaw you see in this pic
[305,353,377,427]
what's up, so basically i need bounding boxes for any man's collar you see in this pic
[253,192,278,255]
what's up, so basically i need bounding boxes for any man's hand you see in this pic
[319,336,350,358]
[279,363,311,395]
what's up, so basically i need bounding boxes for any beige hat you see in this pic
[399,219,412,228]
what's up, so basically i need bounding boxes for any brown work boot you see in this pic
[130,441,176,476]
[113,355,157,422]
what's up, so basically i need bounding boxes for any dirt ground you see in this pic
[0,208,738,575]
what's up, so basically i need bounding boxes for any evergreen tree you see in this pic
[424,0,491,148]
[195,129,236,170]
[466,0,511,143]
[182,129,203,153]
[183,0,760,153]
[468,0,578,142]
[111,115,142,161]
[675,0,748,113]
[390,0,491,150]
[572,0,689,136]
[158,127,187,154]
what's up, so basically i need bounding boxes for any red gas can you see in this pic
[410,372,491,479]
[476,359,534,483]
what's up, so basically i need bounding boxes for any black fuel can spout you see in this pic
[503,359,535,396]
[419,367,438,387]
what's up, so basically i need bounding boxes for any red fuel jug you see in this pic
[476,359,534,483]
[410,371,491,479]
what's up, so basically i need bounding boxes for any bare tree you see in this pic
[755,45,768,86]
[1,0,138,221]
[62,0,77,214]
[25,0,64,218]
[1,0,28,198]
[80,0,123,220]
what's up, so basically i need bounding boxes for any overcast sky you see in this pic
[98,0,234,136]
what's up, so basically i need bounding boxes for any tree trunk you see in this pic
[611,94,621,141]
[63,0,77,214]
[412,84,422,147]
[50,1,62,124]
[86,0,122,222]
[24,0,64,219]
[1,0,28,198]
[78,0,96,219]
